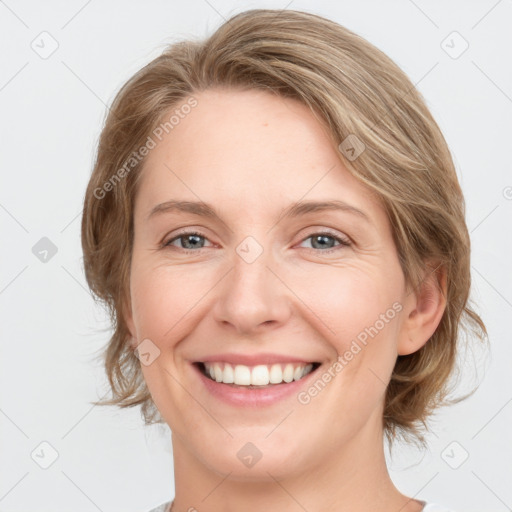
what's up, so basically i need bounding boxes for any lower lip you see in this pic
[192,363,320,407]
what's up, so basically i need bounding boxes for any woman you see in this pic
[81,9,486,512]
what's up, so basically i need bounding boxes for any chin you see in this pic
[194,433,309,482]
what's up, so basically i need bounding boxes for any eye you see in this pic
[163,231,212,252]
[298,232,351,253]
[162,230,351,254]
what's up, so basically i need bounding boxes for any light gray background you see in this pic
[1,1,511,511]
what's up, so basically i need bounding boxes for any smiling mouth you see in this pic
[195,361,321,387]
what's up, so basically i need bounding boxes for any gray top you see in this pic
[146,502,172,512]
[145,500,456,511]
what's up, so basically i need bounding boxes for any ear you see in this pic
[397,262,447,356]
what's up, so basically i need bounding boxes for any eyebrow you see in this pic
[147,199,370,224]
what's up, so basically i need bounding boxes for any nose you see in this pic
[213,241,292,336]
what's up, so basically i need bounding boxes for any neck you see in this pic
[169,408,423,512]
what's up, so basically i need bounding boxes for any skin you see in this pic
[124,88,446,512]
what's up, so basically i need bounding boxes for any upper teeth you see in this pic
[203,362,314,386]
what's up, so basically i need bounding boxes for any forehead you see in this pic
[134,88,383,222]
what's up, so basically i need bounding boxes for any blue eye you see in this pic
[299,233,351,253]
[163,231,351,254]
[164,231,210,251]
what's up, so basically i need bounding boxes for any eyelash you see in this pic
[162,230,351,255]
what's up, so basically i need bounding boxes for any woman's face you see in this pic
[125,87,417,479]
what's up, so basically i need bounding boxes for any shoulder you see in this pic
[145,501,173,512]
[422,503,458,512]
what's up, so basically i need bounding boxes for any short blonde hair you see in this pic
[81,9,487,446]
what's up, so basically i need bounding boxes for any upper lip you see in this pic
[194,353,318,366]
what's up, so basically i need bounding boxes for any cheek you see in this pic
[129,261,215,343]
[288,264,400,343]
[291,264,403,392]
